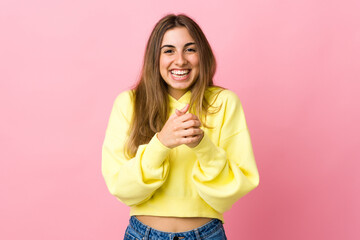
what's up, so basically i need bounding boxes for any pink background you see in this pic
[1,0,359,239]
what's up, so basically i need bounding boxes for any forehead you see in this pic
[161,27,195,46]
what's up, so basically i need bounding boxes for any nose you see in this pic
[174,52,187,66]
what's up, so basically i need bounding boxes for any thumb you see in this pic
[176,104,189,116]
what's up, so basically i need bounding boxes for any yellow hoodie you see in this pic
[102,87,259,222]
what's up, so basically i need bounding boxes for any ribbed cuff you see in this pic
[192,133,215,156]
[192,133,227,168]
[141,133,171,169]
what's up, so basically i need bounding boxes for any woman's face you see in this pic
[159,27,200,100]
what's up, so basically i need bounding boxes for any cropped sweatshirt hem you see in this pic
[102,87,260,223]
[130,196,224,222]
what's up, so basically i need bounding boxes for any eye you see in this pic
[163,49,174,54]
[185,48,196,53]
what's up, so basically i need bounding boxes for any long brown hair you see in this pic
[125,14,223,158]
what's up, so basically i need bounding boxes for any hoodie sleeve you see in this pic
[101,91,171,206]
[191,90,260,213]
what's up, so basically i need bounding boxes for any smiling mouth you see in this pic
[170,69,191,77]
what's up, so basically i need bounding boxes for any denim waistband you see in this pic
[129,216,223,239]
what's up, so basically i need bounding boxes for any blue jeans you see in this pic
[124,216,227,240]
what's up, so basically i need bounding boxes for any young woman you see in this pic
[102,14,259,240]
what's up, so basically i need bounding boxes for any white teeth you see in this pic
[171,70,190,75]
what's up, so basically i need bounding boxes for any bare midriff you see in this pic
[135,215,213,232]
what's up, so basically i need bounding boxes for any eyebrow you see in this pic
[160,42,196,49]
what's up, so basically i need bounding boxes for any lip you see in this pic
[169,69,191,81]
[169,68,191,71]
[169,68,191,73]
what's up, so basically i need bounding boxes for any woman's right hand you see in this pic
[157,104,203,149]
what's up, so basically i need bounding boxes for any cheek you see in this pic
[160,55,172,66]
[159,57,165,70]
[160,61,171,75]
[189,55,200,67]
[159,58,169,78]
[191,56,200,78]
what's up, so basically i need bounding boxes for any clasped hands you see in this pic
[157,104,204,149]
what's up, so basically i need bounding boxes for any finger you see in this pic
[168,112,178,120]
[181,119,202,129]
[178,128,203,138]
[175,104,189,116]
[179,134,202,144]
[175,109,183,116]
[178,104,190,114]
[178,113,199,122]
